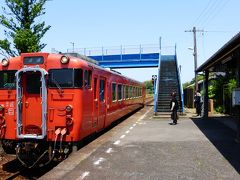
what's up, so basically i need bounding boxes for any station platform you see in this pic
[40,106,240,179]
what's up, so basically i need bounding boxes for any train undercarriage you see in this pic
[1,138,75,168]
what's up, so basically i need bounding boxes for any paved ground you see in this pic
[41,105,240,180]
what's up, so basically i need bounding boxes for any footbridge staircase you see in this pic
[154,54,184,113]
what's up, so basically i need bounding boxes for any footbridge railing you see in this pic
[64,44,176,68]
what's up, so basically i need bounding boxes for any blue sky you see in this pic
[1,0,240,83]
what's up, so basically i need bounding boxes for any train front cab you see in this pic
[0,54,86,166]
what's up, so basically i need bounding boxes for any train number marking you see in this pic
[10,101,14,107]
[8,108,14,116]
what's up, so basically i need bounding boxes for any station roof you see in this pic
[196,32,240,72]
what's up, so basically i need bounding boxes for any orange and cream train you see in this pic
[0,53,145,167]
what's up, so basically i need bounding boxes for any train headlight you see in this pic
[66,105,73,112]
[60,56,69,64]
[0,105,4,111]
[1,58,9,67]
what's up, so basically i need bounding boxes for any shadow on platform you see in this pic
[191,117,240,173]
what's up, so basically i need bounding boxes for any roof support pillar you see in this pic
[203,70,209,119]
[235,52,240,141]
[236,53,240,87]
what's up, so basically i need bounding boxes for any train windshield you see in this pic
[48,68,83,88]
[0,70,17,89]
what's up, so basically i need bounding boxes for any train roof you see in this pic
[62,53,99,65]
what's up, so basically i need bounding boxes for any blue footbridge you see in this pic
[63,44,184,113]
[66,45,175,68]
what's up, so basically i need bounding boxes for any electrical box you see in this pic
[232,88,240,106]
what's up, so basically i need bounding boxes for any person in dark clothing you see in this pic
[194,90,202,116]
[170,92,179,125]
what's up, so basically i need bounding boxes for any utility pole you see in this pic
[193,27,198,92]
[185,27,204,92]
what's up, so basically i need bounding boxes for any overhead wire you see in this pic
[190,0,234,63]
[201,0,230,28]
[193,0,216,26]
[204,30,238,33]
[195,0,219,27]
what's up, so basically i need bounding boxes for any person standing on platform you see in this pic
[194,90,202,116]
[170,92,179,125]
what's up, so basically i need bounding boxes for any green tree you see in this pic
[144,80,154,94]
[182,81,192,89]
[210,74,237,113]
[0,0,50,57]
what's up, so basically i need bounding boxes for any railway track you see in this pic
[0,152,59,179]
[0,154,20,179]
[4,170,23,180]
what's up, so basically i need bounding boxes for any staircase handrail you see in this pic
[154,38,162,114]
[174,45,184,113]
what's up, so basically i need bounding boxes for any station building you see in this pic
[197,32,240,118]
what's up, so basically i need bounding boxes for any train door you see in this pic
[93,75,98,128]
[16,67,48,139]
[22,72,42,134]
[98,77,106,130]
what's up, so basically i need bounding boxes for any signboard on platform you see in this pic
[232,88,240,106]
[152,75,157,80]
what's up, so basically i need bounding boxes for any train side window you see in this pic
[74,69,83,87]
[99,79,105,102]
[94,78,97,99]
[132,87,134,98]
[112,83,116,102]
[133,87,135,98]
[131,86,133,98]
[126,85,129,99]
[118,84,122,101]
[123,85,125,100]
[84,70,92,88]
[129,86,132,98]
[88,70,92,87]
